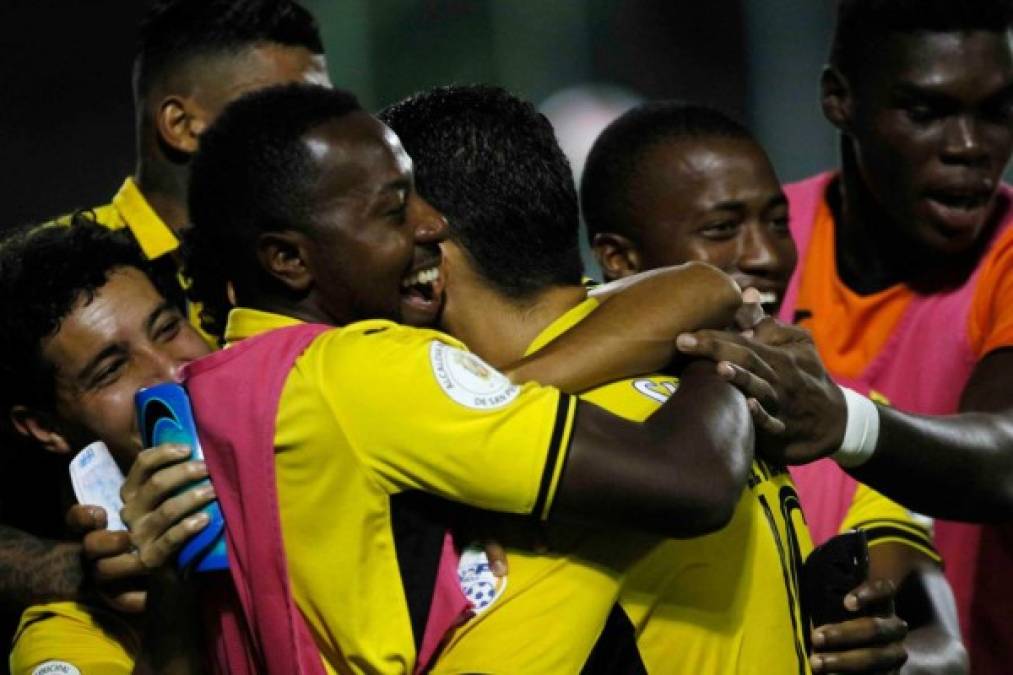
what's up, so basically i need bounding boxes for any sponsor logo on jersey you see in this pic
[632,378,678,403]
[430,342,520,410]
[458,544,508,614]
[32,662,81,675]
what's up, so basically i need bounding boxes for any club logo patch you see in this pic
[430,342,520,410]
[32,663,81,675]
[458,544,507,614]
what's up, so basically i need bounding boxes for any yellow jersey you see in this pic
[432,298,666,674]
[9,601,137,675]
[72,178,210,342]
[224,308,577,674]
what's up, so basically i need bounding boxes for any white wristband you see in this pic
[832,387,880,468]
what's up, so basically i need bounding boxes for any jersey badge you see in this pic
[458,543,508,614]
[31,663,81,675]
[430,342,520,410]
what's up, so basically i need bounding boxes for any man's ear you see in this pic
[820,66,854,133]
[592,233,643,281]
[155,95,208,156]
[9,406,72,455]
[256,230,314,293]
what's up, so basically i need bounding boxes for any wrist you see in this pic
[832,387,880,468]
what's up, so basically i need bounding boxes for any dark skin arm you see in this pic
[0,524,83,611]
[871,545,967,675]
[676,321,1013,521]
[550,361,754,537]
[852,349,1013,521]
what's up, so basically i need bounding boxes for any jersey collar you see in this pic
[523,296,599,357]
[224,308,305,346]
[111,177,179,260]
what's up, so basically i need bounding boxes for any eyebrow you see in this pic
[76,301,173,385]
[379,178,411,195]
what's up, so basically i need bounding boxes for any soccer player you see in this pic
[583,100,965,674]
[176,83,758,673]
[660,2,1013,670]
[0,220,216,674]
[0,0,332,622]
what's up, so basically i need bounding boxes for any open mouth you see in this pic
[399,261,444,323]
[924,188,993,233]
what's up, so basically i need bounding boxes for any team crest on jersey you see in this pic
[430,342,520,410]
[458,544,508,614]
[31,663,81,675]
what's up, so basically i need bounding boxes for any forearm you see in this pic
[850,407,1013,521]
[0,524,83,609]
[555,363,753,537]
[901,626,968,675]
[504,262,741,392]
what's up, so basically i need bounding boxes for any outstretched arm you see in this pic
[675,319,1013,522]
[851,349,1013,521]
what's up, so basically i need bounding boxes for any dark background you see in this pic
[0,0,840,230]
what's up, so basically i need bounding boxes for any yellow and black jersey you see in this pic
[433,298,667,674]
[841,483,940,563]
[9,601,138,675]
[225,308,577,673]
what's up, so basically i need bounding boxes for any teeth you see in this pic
[401,266,440,288]
[757,291,778,305]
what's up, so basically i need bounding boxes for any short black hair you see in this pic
[135,0,324,97]
[830,0,1013,77]
[185,83,361,337]
[380,85,583,299]
[581,101,753,243]
[0,215,178,417]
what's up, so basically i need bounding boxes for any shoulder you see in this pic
[10,602,136,675]
[307,319,468,359]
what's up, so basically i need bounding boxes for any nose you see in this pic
[737,221,782,278]
[141,346,188,387]
[941,115,988,166]
[413,196,449,244]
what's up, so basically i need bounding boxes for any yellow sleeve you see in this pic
[840,483,940,563]
[10,602,135,675]
[310,324,577,519]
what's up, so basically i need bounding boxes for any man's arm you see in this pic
[871,545,967,675]
[852,349,1013,521]
[504,262,743,393]
[551,361,754,537]
[675,321,1013,522]
[0,524,82,610]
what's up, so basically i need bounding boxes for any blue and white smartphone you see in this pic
[135,382,228,573]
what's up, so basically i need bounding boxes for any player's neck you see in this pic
[134,154,191,235]
[442,277,587,369]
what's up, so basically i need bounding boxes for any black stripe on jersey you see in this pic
[389,491,454,655]
[10,611,57,650]
[857,525,938,555]
[533,394,575,520]
[581,604,648,675]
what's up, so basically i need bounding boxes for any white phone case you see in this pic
[69,441,127,531]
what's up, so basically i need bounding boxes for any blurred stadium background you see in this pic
[1,0,838,245]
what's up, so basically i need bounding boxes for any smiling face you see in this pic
[299,113,449,327]
[626,136,796,311]
[39,267,211,468]
[840,29,1013,252]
